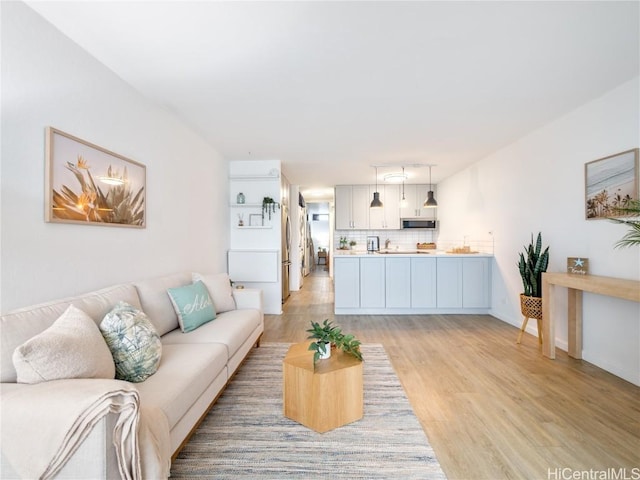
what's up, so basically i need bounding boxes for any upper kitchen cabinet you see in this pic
[400,184,437,219]
[369,184,400,230]
[335,185,370,230]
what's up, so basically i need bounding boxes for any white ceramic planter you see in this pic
[318,342,331,360]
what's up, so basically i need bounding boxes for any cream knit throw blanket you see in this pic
[1,379,170,479]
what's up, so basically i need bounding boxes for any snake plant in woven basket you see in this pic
[517,232,550,298]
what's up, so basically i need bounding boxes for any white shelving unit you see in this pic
[229,160,283,315]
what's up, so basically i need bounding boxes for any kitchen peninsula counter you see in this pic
[333,250,493,314]
[333,250,494,258]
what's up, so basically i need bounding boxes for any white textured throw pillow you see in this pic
[12,304,115,384]
[193,272,237,313]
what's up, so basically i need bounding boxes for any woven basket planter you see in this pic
[520,294,543,320]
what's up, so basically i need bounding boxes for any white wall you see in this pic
[0,2,229,312]
[437,78,640,385]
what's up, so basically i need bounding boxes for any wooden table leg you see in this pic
[542,276,554,358]
[567,288,583,359]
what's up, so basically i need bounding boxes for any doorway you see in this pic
[306,202,332,276]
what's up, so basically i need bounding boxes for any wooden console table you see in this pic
[541,272,640,359]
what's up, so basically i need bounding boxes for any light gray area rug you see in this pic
[170,343,447,479]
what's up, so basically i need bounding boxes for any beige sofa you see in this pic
[0,272,263,479]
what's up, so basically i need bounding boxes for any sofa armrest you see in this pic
[232,288,263,312]
[1,379,169,479]
[1,381,121,479]
[1,408,119,479]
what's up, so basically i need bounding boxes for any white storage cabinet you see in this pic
[335,185,370,230]
[410,257,437,308]
[334,257,360,308]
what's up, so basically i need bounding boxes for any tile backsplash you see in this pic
[333,230,495,254]
[334,230,436,251]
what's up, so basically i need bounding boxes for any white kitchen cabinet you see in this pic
[410,257,437,308]
[335,185,370,230]
[334,253,492,314]
[334,257,360,308]
[385,257,411,308]
[360,257,385,308]
[369,184,400,230]
[462,257,491,308]
[436,257,463,308]
[399,184,437,219]
[334,186,352,230]
[437,257,491,308]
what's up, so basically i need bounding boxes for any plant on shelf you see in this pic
[516,232,549,345]
[306,319,363,365]
[609,199,640,248]
[262,197,280,220]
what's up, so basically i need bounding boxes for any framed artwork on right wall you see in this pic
[585,148,638,220]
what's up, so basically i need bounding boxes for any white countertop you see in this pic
[333,250,493,258]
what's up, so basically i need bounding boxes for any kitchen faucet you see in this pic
[385,239,390,249]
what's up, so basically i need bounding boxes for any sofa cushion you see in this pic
[100,302,162,383]
[161,308,261,359]
[1,283,138,383]
[135,343,227,428]
[13,305,115,384]
[133,273,192,336]
[193,272,236,314]
[167,281,216,333]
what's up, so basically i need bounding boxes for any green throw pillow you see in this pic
[100,301,162,383]
[167,280,216,333]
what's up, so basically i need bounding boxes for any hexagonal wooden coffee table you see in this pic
[283,341,363,433]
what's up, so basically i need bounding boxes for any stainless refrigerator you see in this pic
[282,204,291,303]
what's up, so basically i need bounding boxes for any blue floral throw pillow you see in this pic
[167,280,216,333]
[100,301,162,383]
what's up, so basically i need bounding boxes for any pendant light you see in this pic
[400,166,407,208]
[370,166,383,208]
[423,165,438,208]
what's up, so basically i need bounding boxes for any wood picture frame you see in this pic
[585,148,638,220]
[45,127,146,228]
[249,214,263,227]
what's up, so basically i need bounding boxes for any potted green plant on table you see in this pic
[306,319,363,364]
[517,232,549,345]
[609,199,640,248]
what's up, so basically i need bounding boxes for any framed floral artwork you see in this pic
[45,127,146,228]
[585,148,638,219]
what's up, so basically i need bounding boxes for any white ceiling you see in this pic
[26,1,639,197]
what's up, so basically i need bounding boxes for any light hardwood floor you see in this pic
[263,269,640,480]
